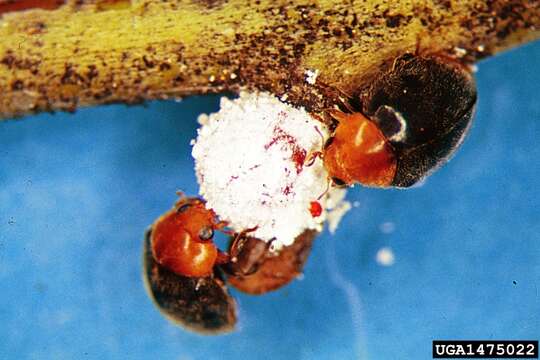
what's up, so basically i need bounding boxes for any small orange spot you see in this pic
[309,201,322,217]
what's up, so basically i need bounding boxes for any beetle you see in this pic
[143,194,317,333]
[322,53,477,188]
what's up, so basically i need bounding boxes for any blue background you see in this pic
[1,41,539,359]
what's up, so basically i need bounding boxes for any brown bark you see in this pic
[0,0,538,120]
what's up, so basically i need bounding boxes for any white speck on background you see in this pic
[453,47,467,57]
[192,92,349,249]
[304,69,319,85]
[376,247,395,266]
[379,221,396,234]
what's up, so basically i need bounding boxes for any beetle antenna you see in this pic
[314,125,325,145]
[316,177,331,201]
[304,124,326,167]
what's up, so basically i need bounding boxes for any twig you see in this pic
[0,0,538,120]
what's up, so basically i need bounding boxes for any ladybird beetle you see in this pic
[323,53,477,188]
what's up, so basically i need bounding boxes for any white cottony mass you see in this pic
[192,92,350,250]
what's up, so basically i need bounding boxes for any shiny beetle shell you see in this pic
[360,53,477,187]
[142,229,237,334]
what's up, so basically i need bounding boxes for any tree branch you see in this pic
[0,0,538,120]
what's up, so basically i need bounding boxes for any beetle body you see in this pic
[324,53,477,188]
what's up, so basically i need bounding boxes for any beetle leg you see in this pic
[326,108,349,122]
[304,151,323,167]
[215,220,231,232]
[215,250,230,265]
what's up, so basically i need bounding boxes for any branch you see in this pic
[0,0,538,120]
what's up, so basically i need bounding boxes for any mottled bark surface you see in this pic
[0,0,538,120]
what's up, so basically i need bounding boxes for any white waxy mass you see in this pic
[192,92,349,249]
